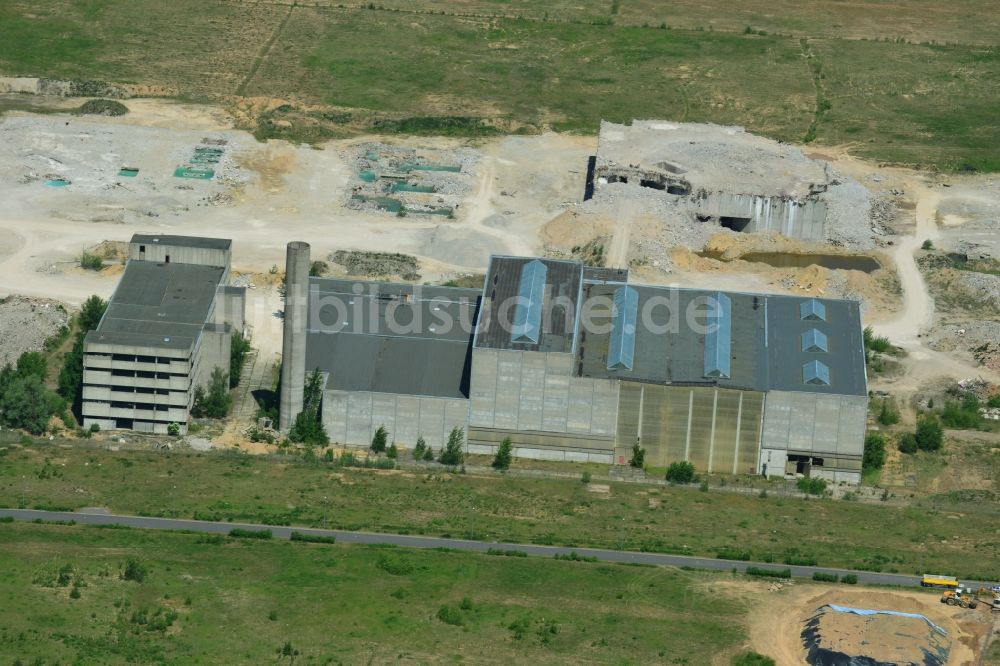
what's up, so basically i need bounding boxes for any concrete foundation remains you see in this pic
[590,120,870,246]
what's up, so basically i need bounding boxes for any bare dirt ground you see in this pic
[1,97,997,402]
[724,580,993,666]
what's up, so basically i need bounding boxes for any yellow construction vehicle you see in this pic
[922,574,959,588]
[975,587,1000,611]
[941,588,979,609]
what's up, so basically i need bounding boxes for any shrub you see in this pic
[812,572,838,583]
[921,239,933,250]
[459,597,474,611]
[386,443,398,459]
[877,400,900,426]
[370,425,388,454]
[80,251,104,271]
[940,397,981,429]
[554,552,598,562]
[439,427,465,466]
[745,566,792,579]
[629,442,645,468]
[581,471,592,484]
[192,368,231,419]
[492,437,512,470]
[797,477,827,496]
[486,548,527,558]
[229,528,272,540]
[716,548,751,561]
[840,574,858,584]
[863,326,893,354]
[665,461,696,484]
[229,333,252,387]
[732,653,776,666]
[915,414,943,451]
[167,422,180,437]
[413,436,427,459]
[89,422,100,434]
[863,432,886,471]
[76,99,128,116]
[290,531,336,544]
[122,559,147,583]
[376,553,414,576]
[898,432,918,454]
[423,446,435,462]
[436,604,463,626]
[309,261,329,277]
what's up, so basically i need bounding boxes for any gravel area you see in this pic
[0,295,70,367]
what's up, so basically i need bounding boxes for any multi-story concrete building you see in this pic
[82,235,245,435]
[280,242,869,483]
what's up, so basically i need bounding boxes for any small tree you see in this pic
[492,437,513,471]
[915,414,943,451]
[288,368,328,446]
[122,559,147,583]
[167,422,180,437]
[15,352,47,381]
[665,460,696,484]
[371,425,388,454]
[921,239,933,250]
[439,427,465,466]
[862,432,886,471]
[628,442,645,468]
[192,367,231,418]
[413,436,427,459]
[386,443,398,459]
[423,446,435,462]
[229,333,252,388]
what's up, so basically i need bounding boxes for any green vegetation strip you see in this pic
[1,442,997,580]
[0,521,745,663]
[1,1,999,169]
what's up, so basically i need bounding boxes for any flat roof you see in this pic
[578,284,866,397]
[86,260,225,352]
[130,234,232,251]
[304,278,480,399]
[474,256,583,354]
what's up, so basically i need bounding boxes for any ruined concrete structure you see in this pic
[592,120,833,241]
[281,243,869,483]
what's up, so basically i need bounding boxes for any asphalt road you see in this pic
[0,508,982,589]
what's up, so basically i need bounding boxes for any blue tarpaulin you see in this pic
[825,604,947,636]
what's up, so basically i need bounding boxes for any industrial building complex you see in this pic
[280,242,869,483]
[81,235,245,435]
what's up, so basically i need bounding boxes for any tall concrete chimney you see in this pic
[279,241,310,432]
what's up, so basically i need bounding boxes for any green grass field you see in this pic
[2,440,998,581]
[1,1,999,169]
[0,521,747,664]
